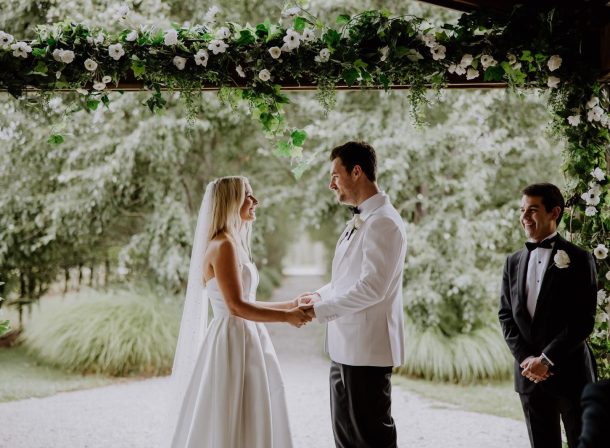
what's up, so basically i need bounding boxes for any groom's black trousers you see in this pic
[329,361,396,448]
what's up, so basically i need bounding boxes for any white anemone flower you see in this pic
[126,30,138,42]
[11,41,32,58]
[164,29,179,46]
[587,97,599,109]
[591,167,606,182]
[283,28,301,50]
[594,244,608,260]
[0,31,14,48]
[60,50,75,64]
[430,44,446,61]
[581,188,601,206]
[173,56,187,70]
[102,75,112,84]
[567,115,581,126]
[585,206,598,217]
[208,39,228,55]
[459,53,473,67]
[258,69,271,81]
[466,68,479,80]
[587,106,604,122]
[215,27,230,40]
[194,49,209,66]
[108,43,125,60]
[314,48,330,63]
[480,54,497,69]
[301,28,315,42]
[268,47,281,59]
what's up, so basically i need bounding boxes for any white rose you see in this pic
[194,49,208,67]
[108,43,125,60]
[235,65,245,78]
[460,53,473,67]
[84,58,98,71]
[587,97,599,109]
[553,250,570,269]
[60,50,75,64]
[314,48,330,63]
[215,27,230,39]
[0,31,14,49]
[102,75,112,83]
[405,49,423,62]
[547,76,560,88]
[591,167,606,182]
[268,46,281,59]
[379,46,389,62]
[164,29,179,46]
[466,68,479,80]
[173,56,187,70]
[93,81,106,91]
[11,41,32,58]
[430,44,446,61]
[301,28,315,42]
[283,28,301,50]
[594,244,609,260]
[547,55,562,72]
[258,69,271,81]
[585,206,597,217]
[207,39,228,55]
[582,188,601,206]
[126,30,138,42]
[567,115,581,126]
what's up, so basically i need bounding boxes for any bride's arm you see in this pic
[213,240,310,326]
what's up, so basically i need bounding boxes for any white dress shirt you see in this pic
[525,231,558,318]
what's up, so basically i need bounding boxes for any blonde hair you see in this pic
[207,176,252,259]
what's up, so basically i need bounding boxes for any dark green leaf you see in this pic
[86,99,100,110]
[101,95,110,107]
[236,30,255,45]
[342,68,359,87]
[290,129,307,147]
[32,48,46,58]
[47,134,64,145]
[323,29,340,48]
[336,14,350,25]
[484,66,504,82]
[294,17,307,32]
[131,59,146,78]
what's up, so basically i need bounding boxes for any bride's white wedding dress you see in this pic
[170,254,293,448]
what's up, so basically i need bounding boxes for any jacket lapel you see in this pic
[516,248,532,326]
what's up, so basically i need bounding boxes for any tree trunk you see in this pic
[105,259,110,289]
[89,265,94,287]
[64,268,70,295]
[77,263,83,291]
[19,271,25,299]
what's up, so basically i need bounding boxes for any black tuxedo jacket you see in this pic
[578,379,610,448]
[499,235,597,394]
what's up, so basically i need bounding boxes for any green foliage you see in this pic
[397,322,513,383]
[22,289,181,376]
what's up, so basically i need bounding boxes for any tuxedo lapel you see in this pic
[517,249,529,309]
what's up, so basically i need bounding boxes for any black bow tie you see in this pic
[525,235,558,252]
[349,206,361,215]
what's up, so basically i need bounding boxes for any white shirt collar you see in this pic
[356,192,387,218]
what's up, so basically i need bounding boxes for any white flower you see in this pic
[0,31,14,49]
[126,30,138,42]
[194,49,208,66]
[93,81,106,91]
[283,28,301,50]
[459,53,473,67]
[282,6,300,17]
[587,97,599,109]
[258,69,271,81]
[113,4,130,21]
[567,115,581,126]
[52,49,63,62]
[95,32,105,45]
[589,182,603,195]
[405,49,423,62]
[84,58,98,71]
[164,29,179,46]
[591,167,606,182]
[466,68,479,80]
[315,48,330,63]
[215,27,230,39]
[448,64,456,74]
[421,33,437,48]
[207,39,228,55]
[235,65,245,78]
[204,6,220,24]
[507,53,517,65]
[108,43,125,60]
[582,188,601,206]
[301,28,315,42]
[547,54,562,72]
[547,76,560,88]
[597,290,607,305]
[102,75,111,83]
[594,244,608,260]
[281,43,293,53]
[268,46,281,59]
[60,50,75,64]
[379,46,389,62]
[430,44,446,61]
[512,62,522,70]
[553,250,570,269]
[480,54,497,69]
[587,105,604,122]
[76,88,89,95]
[11,41,32,58]
[173,56,187,70]
[606,271,610,281]
[585,206,598,217]
[455,65,466,76]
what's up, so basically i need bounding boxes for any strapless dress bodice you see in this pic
[206,262,259,318]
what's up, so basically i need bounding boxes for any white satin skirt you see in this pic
[170,316,293,448]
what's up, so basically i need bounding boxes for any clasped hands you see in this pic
[286,292,320,328]
[520,355,553,384]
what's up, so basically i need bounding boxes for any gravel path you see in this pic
[0,276,529,448]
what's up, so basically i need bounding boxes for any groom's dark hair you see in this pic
[522,183,565,226]
[330,141,377,182]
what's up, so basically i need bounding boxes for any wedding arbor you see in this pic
[0,0,609,376]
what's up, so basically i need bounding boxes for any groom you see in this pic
[300,141,407,448]
[499,183,597,448]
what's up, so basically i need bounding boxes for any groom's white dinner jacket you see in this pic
[314,192,407,367]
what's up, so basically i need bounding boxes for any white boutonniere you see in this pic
[553,250,570,269]
[344,214,365,241]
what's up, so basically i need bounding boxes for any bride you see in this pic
[169,176,311,447]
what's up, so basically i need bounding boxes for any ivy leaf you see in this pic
[520,50,533,63]
[255,23,269,39]
[32,48,46,58]
[236,30,255,45]
[379,73,390,90]
[294,17,307,32]
[323,29,340,49]
[353,59,368,71]
[336,14,350,26]
[47,134,64,145]
[101,95,110,108]
[276,140,292,157]
[131,59,146,78]
[342,68,359,87]
[86,99,100,110]
[484,66,504,82]
[291,129,307,147]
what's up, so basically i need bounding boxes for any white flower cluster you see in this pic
[86,32,105,46]
[581,166,606,216]
[419,32,445,61]
[52,48,75,64]
[448,53,477,79]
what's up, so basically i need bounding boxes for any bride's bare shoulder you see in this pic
[207,233,237,259]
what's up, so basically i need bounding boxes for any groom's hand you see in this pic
[521,356,552,383]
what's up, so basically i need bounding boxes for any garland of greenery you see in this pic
[0,4,608,376]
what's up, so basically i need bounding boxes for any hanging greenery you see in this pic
[0,3,608,375]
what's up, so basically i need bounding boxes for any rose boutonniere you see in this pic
[553,250,570,269]
[345,214,365,240]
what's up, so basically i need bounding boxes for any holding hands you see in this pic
[284,292,320,328]
[520,356,553,383]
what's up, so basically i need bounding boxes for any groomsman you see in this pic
[499,183,597,448]
[300,141,407,448]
